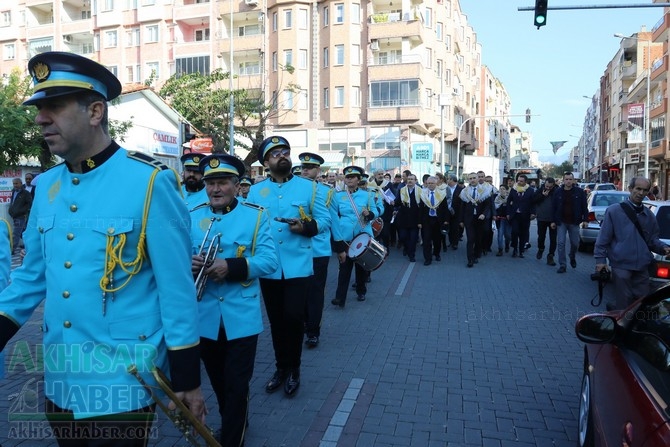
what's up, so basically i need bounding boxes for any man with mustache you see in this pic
[180,152,208,209]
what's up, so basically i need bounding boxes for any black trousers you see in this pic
[335,256,367,303]
[200,328,258,447]
[464,219,485,262]
[46,399,155,447]
[510,214,531,251]
[448,212,461,247]
[260,276,309,370]
[305,256,330,337]
[398,227,419,259]
[536,220,557,255]
[421,217,442,261]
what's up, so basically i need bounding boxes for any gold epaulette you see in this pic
[127,151,169,170]
[241,201,265,211]
[189,202,210,213]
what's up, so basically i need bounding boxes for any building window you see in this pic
[145,25,158,43]
[323,88,329,109]
[272,12,277,32]
[272,52,277,71]
[103,0,115,11]
[323,6,328,26]
[284,9,292,29]
[334,3,344,24]
[335,44,344,65]
[106,65,118,77]
[284,89,295,109]
[351,44,360,65]
[436,22,443,41]
[4,44,15,60]
[425,48,432,69]
[127,65,140,83]
[298,49,307,69]
[445,35,451,52]
[298,9,307,29]
[351,4,360,24]
[323,47,328,68]
[299,89,308,110]
[370,80,419,107]
[335,86,344,107]
[445,69,451,86]
[425,7,432,28]
[238,24,260,36]
[175,56,210,76]
[239,61,260,75]
[436,60,443,79]
[1,11,11,27]
[81,9,91,19]
[195,28,210,41]
[146,62,159,80]
[126,27,140,46]
[426,88,433,108]
[105,30,118,48]
[351,86,360,107]
[82,42,94,54]
[284,49,293,67]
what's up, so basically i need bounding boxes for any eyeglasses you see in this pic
[269,148,290,158]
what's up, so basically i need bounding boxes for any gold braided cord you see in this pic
[1,218,13,252]
[99,169,159,293]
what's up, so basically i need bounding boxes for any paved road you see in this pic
[0,230,609,446]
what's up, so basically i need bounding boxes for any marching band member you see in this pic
[191,154,278,446]
[247,136,330,396]
[298,152,336,348]
[237,175,253,202]
[180,152,209,209]
[331,166,382,307]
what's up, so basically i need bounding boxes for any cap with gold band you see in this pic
[291,165,302,175]
[239,176,253,186]
[24,52,122,106]
[180,153,203,171]
[258,135,291,163]
[342,165,364,177]
[199,154,245,180]
[298,152,324,167]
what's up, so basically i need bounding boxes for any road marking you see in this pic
[394,262,415,296]
[319,378,365,447]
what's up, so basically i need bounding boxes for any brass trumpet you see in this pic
[195,232,221,301]
[127,364,221,447]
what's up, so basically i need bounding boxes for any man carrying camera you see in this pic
[595,177,670,310]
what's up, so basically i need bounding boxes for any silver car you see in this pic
[578,190,630,251]
[643,201,670,283]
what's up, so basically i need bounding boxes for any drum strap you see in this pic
[346,189,367,233]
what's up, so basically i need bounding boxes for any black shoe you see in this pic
[524,242,531,250]
[518,251,524,258]
[265,369,287,393]
[512,249,518,258]
[557,265,567,273]
[409,257,416,262]
[570,257,577,268]
[423,260,431,266]
[435,255,441,261]
[451,245,458,250]
[496,249,503,257]
[305,336,319,348]
[547,254,556,266]
[357,295,366,301]
[331,298,344,308]
[536,249,544,260]
[467,261,474,268]
[284,370,300,396]
[505,245,510,253]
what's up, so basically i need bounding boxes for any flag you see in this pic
[550,141,568,154]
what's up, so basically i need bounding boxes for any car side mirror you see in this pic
[575,314,616,344]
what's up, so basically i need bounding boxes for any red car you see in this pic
[576,283,670,447]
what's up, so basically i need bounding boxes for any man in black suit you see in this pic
[394,174,421,262]
[418,176,450,265]
[506,174,536,258]
[459,173,491,267]
[446,174,463,250]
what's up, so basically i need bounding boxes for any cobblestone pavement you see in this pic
[0,229,609,446]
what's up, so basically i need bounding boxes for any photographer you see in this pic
[595,177,670,310]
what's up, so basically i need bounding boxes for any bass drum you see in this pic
[347,233,387,271]
[371,217,384,238]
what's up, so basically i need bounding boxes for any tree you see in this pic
[544,160,574,180]
[158,66,300,167]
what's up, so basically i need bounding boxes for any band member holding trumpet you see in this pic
[0,51,205,445]
[191,154,278,446]
[247,136,330,397]
[331,166,383,307]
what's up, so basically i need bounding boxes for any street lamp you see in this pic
[614,32,652,179]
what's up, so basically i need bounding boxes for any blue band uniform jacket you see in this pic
[0,144,201,419]
[246,175,331,279]
[331,188,383,252]
[181,185,209,210]
[312,183,336,258]
[190,200,278,341]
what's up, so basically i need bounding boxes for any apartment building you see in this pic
[0,0,514,179]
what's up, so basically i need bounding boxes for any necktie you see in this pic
[429,191,436,216]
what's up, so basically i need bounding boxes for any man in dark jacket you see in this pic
[446,175,464,250]
[418,176,450,265]
[8,178,32,252]
[533,177,557,265]
[459,173,492,267]
[394,174,421,262]
[506,174,536,258]
[551,172,588,273]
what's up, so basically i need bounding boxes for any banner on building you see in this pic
[627,103,645,144]
[411,142,433,162]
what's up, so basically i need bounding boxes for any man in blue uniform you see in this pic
[180,152,209,209]
[246,136,330,396]
[298,152,335,347]
[331,166,383,306]
[0,51,205,445]
[238,175,253,202]
[0,218,8,379]
[191,154,278,446]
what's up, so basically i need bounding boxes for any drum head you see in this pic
[348,233,372,258]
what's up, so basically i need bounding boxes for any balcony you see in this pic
[174,39,211,58]
[649,139,668,159]
[61,19,93,36]
[366,102,421,122]
[651,55,667,82]
[620,61,637,79]
[652,12,670,43]
[650,97,667,119]
[368,54,422,81]
[369,15,422,43]
[173,2,211,25]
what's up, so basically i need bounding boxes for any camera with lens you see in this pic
[590,269,611,282]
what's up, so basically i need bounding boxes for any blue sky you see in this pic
[461,0,662,165]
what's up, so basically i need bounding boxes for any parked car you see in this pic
[592,183,617,192]
[644,201,670,283]
[578,190,630,251]
[578,183,596,193]
[575,283,670,447]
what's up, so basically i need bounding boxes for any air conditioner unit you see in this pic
[245,0,258,5]
[63,35,73,43]
[370,39,379,51]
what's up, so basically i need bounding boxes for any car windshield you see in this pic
[595,184,616,191]
[591,193,628,208]
[657,206,670,240]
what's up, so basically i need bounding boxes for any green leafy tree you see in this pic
[158,66,300,167]
[545,160,574,179]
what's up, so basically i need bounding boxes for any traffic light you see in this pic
[526,108,531,123]
[534,0,548,29]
